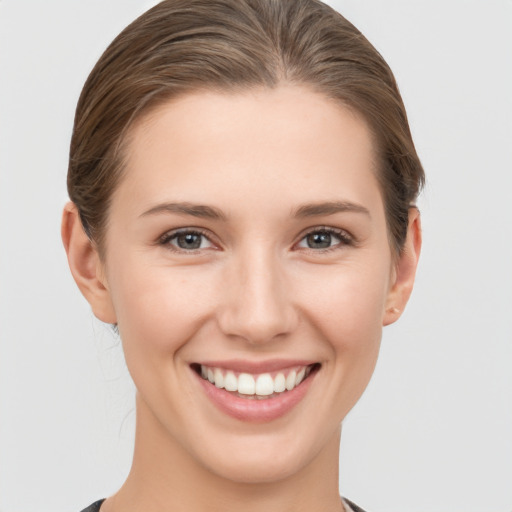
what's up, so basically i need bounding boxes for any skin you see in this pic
[62,85,421,512]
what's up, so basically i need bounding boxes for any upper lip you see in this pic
[193,359,318,374]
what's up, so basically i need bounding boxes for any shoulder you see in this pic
[80,499,105,512]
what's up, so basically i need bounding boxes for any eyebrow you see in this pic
[293,200,371,218]
[140,202,227,221]
[140,199,370,221]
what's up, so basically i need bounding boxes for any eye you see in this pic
[159,229,215,252]
[296,228,353,250]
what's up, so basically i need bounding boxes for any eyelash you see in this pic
[295,226,354,252]
[158,226,354,254]
[158,228,216,253]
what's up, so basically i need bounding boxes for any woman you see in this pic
[62,0,423,510]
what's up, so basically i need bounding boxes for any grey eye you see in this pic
[297,228,352,251]
[306,232,333,249]
[175,233,204,249]
[163,230,214,251]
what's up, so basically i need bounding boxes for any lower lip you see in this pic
[194,368,317,422]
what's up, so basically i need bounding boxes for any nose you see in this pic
[216,248,299,345]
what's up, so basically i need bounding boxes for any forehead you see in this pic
[115,85,383,219]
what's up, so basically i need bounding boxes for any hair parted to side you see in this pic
[68,0,424,256]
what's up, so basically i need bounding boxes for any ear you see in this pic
[383,207,422,326]
[61,202,117,324]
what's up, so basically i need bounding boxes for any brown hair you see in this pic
[68,0,424,255]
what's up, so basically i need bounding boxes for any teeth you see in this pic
[274,373,286,393]
[224,371,238,392]
[199,364,314,397]
[255,374,274,396]
[285,370,296,391]
[295,367,306,386]
[238,373,255,395]
[214,368,224,388]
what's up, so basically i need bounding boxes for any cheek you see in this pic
[296,260,389,408]
[313,282,384,401]
[108,259,216,360]
[296,261,390,347]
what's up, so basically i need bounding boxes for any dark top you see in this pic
[80,500,104,512]
[345,498,368,512]
[80,497,367,512]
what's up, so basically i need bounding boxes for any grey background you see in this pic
[0,1,511,511]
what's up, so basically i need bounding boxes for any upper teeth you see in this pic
[200,365,312,396]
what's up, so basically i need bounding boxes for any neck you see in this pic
[104,394,344,512]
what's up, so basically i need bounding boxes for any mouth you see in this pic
[190,361,320,421]
[191,362,320,399]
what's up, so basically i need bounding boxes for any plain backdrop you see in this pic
[0,1,511,511]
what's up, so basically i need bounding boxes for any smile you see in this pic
[191,361,320,422]
[197,363,317,398]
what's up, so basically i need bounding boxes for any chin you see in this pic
[200,444,310,484]
[189,423,336,485]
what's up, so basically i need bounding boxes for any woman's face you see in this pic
[97,85,406,483]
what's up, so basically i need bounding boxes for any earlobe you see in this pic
[61,202,117,324]
[383,208,422,326]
